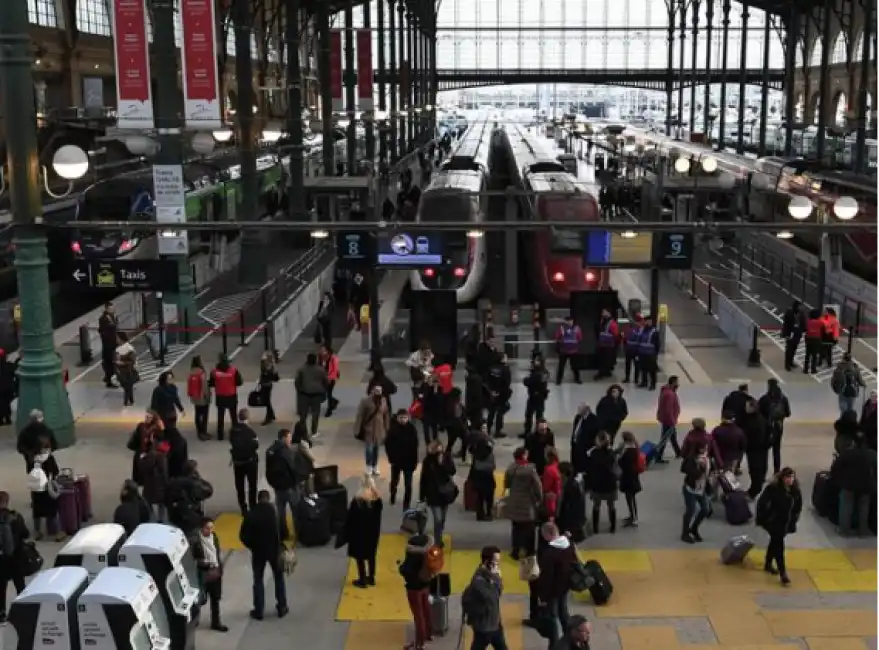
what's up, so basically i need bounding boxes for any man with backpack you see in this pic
[0,491,29,624]
[758,379,792,475]
[832,354,866,415]
[229,409,260,517]
[461,546,507,650]
[265,429,313,541]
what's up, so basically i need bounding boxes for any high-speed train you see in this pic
[409,122,492,304]
[619,127,878,281]
[505,124,607,305]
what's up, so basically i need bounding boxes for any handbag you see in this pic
[518,555,540,582]
[356,406,380,441]
[438,480,459,505]
[408,399,424,420]
[20,541,44,577]
[247,384,266,408]
[493,496,509,520]
[279,547,298,575]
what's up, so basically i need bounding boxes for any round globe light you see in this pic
[52,144,89,180]
[212,127,234,143]
[833,196,858,221]
[674,156,691,174]
[124,134,156,156]
[787,195,813,220]
[191,131,216,155]
[701,156,718,173]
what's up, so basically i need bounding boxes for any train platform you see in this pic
[1,385,874,650]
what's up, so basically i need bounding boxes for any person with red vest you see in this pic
[803,309,826,375]
[432,359,454,396]
[187,356,212,440]
[821,307,841,369]
[209,354,243,441]
[554,315,583,385]
[320,344,340,417]
[595,309,620,380]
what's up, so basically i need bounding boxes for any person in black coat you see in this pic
[722,383,752,425]
[525,419,556,478]
[113,480,151,535]
[595,384,629,444]
[445,389,469,462]
[485,354,512,438]
[616,432,642,527]
[468,425,497,521]
[571,405,599,477]
[555,462,587,542]
[368,362,398,412]
[239,490,287,619]
[419,441,457,547]
[16,410,58,473]
[464,367,487,430]
[229,409,260,516]
[385,410,419,509]
[756,468,802,586]
[831,440,876,537]
[343,477,384,588]
[419,377,443,445]
[0,354,16,426]
[740,399,770,498]
[588,432,619,534]
[30,449,62,541]
[523,356,550,436]
[159,425,189,479]
[150,371,185,429]
[860,391,877,451]
[757,379,792,474]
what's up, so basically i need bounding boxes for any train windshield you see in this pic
[419,193,472,248]
[77,181,153,222]
[551,227,584,253]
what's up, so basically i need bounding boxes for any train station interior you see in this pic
[0,0,877,649]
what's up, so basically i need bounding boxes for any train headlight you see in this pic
[424,268,435,278]
[787,195,813,220]
[453,267,466,278]
[700,156,718,173]
[212,128,234,143]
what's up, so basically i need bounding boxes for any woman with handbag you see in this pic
[115,332,138,407]
[418,441,457,548]
[354,384,391,477]
[193,516,228,632]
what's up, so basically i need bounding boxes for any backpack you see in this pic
[461,582,490,627]
[842,371,859,398]
[27,464,48,492]
[265,447,288,489]
[636,451,647,474]
[230,428,256,464]
[418,544,444,582]
[0,514,15,557]
[768,399,786,422]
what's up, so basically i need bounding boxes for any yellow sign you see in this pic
[359,304,369,325]
[96,268,117,289]
[12,304,20,324]
[658,303,669,324]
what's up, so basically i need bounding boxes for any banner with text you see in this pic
[329,29,344,112]
[180,0,222,128]
[356,29,374,111]
[152,165,190,256]
[111,0,154,129]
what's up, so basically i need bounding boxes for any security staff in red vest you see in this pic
[821,307,841,369]
[554,315,583,385]
[595,309,620,380]
[209,354,244,440]
[803,309,826,375]
[637,316,660,390]
[622,314,644,385]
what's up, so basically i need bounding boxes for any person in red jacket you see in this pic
[541,448,563,521]
[680,418,721,467]
[655,375,682,462]
[320,345,340,417]
[803,309,825,375]
[208,354,243,441]
[821,307,841,369]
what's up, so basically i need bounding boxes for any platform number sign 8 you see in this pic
[348,239,360,257]
[336,231,372,267]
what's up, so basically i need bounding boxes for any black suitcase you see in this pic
[723,491,753,525]
[317,484,348,534]
[313,465,340,492]
[297,496,333,547]
[582,559,613,606]
[812,470,839,522]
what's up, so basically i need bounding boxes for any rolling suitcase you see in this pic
[720,535,754,565]
[582,559,613,606]
[74,472,93,522]
[296,496,333,547]
[313,465,340,492]
[723,491,752,525]
[429,595,449,636]
[317,484,348,534]
[401,505,428,535]
[812,470,838,521]
[56,483,81,536]
[463,479,478,512]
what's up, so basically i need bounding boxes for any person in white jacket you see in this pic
[405,342,434,383]
[115,333,138,407]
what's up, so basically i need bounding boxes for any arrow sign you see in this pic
[72,269,87,283]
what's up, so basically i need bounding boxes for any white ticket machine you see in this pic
[77,567,171,650]
[55,524,127,581]
[4,566,90,650]
[117,524,199,650]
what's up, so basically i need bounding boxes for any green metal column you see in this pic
[344,5,357,174]
[406,11,415,147]
[363,1,376,165]
[411,14,420,144]
[153,0,197,345]
[285,0,305,219]
[234,0,266,284]
[397,2,407,156]
[317,7,335,177]
[388,0,399,161]
[0,0,74,445]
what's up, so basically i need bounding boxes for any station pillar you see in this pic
[0,0,75,445]
[286,0,306,220]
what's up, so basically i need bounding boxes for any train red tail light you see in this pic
[423,268,435,278]
[585,271,596,282]
[453,267,466,278]
[70,241,82,254]
[552,271,565,282]
[118,239,136,254]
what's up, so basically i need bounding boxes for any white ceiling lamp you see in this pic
[310,229,330,239]
[466,230,484,238]
[833,196,858,220]
[787,195,813,220]
[52,145,89,180]
[212,127,233,143]
[190,131,216,155]
[674,156,691,174]
[701,156,718,173]
[620,230,638,239]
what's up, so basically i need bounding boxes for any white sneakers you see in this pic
[366,466,381,477]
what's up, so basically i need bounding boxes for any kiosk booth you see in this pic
[55,524,127,580]
[77,567,171,650]
[5,566,90,650]
[117,524,199,650]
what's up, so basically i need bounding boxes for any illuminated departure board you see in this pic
[584,232,655,267]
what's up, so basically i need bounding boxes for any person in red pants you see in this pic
[398,534,433,649]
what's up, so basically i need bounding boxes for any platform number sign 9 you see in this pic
[336,230,373,268]
[654,232,694,269]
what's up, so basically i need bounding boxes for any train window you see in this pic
[551,227,583,253]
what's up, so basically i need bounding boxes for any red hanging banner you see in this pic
[180,0,222,129]
[111,0,153,129]
[356,29,374,111]
[329,29,344,112]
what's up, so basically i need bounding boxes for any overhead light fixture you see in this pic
[701,156,718,173]
[787,195,813,220]
[833,196,858,220]
[776,230,794,239]
[467,229,484,238]
[674,157,691,174]
[212,127,234,143]
[620,231,638,239]
[310,229,330,239]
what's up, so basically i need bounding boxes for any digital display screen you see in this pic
[584,232,655,267]
[376,232,446,267]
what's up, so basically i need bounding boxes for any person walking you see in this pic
[209,354,243,441]
[0,491,30,624]
[385,409,419,509]
[595,384,628,444]
[740,399,770,499]
[781,300,804,371]
[187,357,212,440]
[16,409,57,473]
[419,440,458,546]
[229,409,260,516]
[258,353,279,426]
[295,353,329,439]
[552,616,593,650]
[757,378,791,475]
[193,517,228,632]
[469,424,498,521]
[398,534,432,650]
[831,353,867,415]
[555,462,587,542]
[320,344,340,417]
[115,333,138,407]
[588,433,619,534]
[150,371,185,430]
[239,490,288,620]
[504,447,543,560]
[523,356,550,436]
[315,291,335,347]
[136,440,169,522]
[461,546,508,650]
[655,376,682,462]
[680,443,712,544]
[525,419,556,478]
[98,302,119,388]
[264,429,313,541]
[536,522,578,648]
[354,384,391,477]
[755,468,802,586]
[343,474,383,588]
[617,431,642,527]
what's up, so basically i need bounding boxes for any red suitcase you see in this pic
[464,479,478,512]
[57,483,81,536]
[74,473,93,522]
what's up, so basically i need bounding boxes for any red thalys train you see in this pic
[504,124,607,306]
